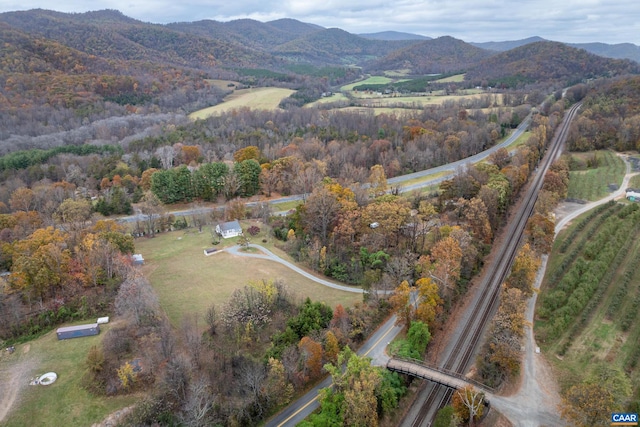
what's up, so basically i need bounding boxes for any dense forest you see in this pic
[565,76,640,151]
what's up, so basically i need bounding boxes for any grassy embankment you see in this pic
[535,178,640,408]
[135,221,362,326]
[0,323,135,427]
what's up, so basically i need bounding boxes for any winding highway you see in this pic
[117,115,532,223]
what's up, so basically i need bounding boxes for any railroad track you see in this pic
[407,102,583,427]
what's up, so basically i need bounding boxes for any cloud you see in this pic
[0,0,638,44]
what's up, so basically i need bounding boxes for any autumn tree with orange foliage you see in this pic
[505,243,541,296]
[477,286,527,387]
[389,280,412,327]
[429,235,463,296]
[525,213,555,254]
[298,336,323,381]
[233,145,261,163]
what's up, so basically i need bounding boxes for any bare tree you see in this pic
[190,203,209,232]
[114,273,160,326]
[453,386,485,427]
[180,376,215,427]
[181,314,203,369]
[237,357,267,416]
[139,191,165,237]
[155,145,175,169]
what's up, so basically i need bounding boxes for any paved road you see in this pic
[264,314,403,427]
[388,114,532,191]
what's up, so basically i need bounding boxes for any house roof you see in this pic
[219,220,242,232]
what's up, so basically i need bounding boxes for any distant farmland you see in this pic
[189,87,295,119]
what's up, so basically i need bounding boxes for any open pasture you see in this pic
[135,226,362,326]
[433,73,466,83]
[189,87,295,119]
[304,92,349,107]
[340,75,393,91]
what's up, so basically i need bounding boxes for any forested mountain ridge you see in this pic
[167,18,314,52]
[465,41,639,88]
[270,28,419,64]
[1,8,638,144]
[0,9,276,68]
[366,35,494,74]
[359,31,431,41]
[472,37,640,63]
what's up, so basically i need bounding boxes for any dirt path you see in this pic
[0,351,38,423]
[487,256,564,427]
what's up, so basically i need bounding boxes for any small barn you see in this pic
[132,254,144,265]
[216,220,243,238]
[57,323,100,340]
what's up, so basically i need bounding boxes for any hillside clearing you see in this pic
[189,87,295,119]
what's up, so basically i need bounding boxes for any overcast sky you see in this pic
[1,0,639,45]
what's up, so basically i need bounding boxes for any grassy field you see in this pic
[340,76,393,91]
[535,202,640,402]
[134,222,361,326]
[0,323,135,427]
[189,87,295,119]
[567,151,625,201]
[509,130,531,149]
[629,174,640,188]
[433,73,465,83]
[304,92,349,107]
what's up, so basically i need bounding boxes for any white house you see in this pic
[216,220,243,238]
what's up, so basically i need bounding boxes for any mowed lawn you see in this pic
[188,87,295,119]
[135,228,362,326]
[1,323,135,427]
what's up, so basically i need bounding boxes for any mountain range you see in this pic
[1,8,638,68]
[0,8,638,114]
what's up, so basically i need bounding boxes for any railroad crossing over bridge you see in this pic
[386,357,494,393]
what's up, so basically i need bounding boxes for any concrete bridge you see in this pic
[386,357,494,393]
